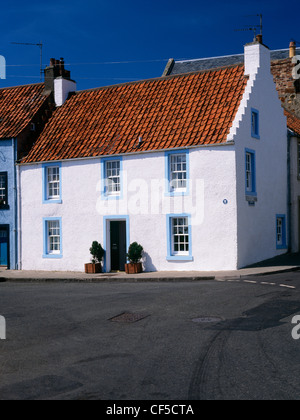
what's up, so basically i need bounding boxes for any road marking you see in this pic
[261,282,276,286]
[213,278,298,291]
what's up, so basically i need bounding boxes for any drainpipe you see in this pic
[12,138,18,269]
[287,130,292,253]
[16,163,22,271]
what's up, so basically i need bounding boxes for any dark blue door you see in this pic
[0,226,8,266]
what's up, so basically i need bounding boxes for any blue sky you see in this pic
[0,0,299,91]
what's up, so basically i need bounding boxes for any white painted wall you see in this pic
[290,136,300,252]
[20,146,238,272]
[232,42,288,268]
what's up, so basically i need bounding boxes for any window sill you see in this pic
[43,254,63,259]
[167,255,194,262]
[43,199,62,204]
[165,190,189,197]
[101,194,122,201]
[245,194,257,201]
[0,205,10,210]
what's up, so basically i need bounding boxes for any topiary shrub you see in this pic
[89,241,105,264]
[126,242,143,264]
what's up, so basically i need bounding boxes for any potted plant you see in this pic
[125,242,144,274]
[85,241,105,274]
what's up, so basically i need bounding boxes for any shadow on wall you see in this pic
[143,251,157,273]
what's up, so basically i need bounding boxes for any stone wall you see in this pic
[271,58,300,117]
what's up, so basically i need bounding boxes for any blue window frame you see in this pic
[165,150,190,196]
[251,108,260,139]
[101,157,123,200]
[43,217,63,258]
[0,172,9,209]
[166,214,193,261]
[276,215,287,250]
[245,149,257,197]
[42,162,62,204]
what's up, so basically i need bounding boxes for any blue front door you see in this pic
[0,226,8,266]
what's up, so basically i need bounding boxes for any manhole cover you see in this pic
[192,317,223,324]
[109,312,150,323]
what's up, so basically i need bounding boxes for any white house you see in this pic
[18,40,288,272]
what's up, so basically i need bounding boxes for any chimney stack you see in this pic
[290,41,296,58]
[44,57,76,107]
[244,41,270,77]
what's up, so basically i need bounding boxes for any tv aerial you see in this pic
[11,41,43,81]
[235,14,263,42]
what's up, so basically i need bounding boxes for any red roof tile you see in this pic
[0,83,50,139]
[22,66,247,163]
[285,109,300,136]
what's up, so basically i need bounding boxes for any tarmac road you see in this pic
[1,272,300,400]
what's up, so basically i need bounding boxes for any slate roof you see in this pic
[0,83,50,139]
[22,65,248,163]
[164,48,300,76]
[285,110,300,136]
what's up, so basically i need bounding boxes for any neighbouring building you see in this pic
[285,110,300,252]
[18,40,288,272]
[0,83,53,269]
[0,58,76,269]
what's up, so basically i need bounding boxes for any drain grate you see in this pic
[109,312,150,323]
[192,316,223,324]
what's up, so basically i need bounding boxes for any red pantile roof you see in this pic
[0,83,49,139]
[22,65,248,163]
[285,109,300,136]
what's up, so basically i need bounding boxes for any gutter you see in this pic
[287,129,297,253]
[16,163,21,271]
[287,131,291,252]
[12,138,18,270]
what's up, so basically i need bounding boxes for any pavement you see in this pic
[0,252,299,283]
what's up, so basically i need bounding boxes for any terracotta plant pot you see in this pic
[125,262,143,274]
[85,263,102,274]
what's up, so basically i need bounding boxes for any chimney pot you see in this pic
[290,41,296,58]
[256,34,263,44]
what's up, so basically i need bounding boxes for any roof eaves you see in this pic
[20,139,236,166]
